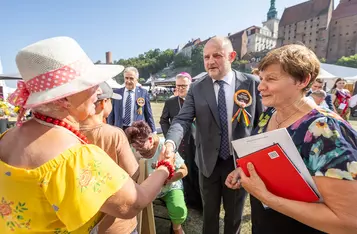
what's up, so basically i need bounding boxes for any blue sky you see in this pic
[1,0,327,74]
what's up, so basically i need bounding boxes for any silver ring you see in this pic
[237,178,241,184]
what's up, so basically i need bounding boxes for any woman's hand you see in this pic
[237,162,272,201]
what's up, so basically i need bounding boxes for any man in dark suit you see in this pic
[107,67,156,132]
[306,78,334,111]
[163,37,263,234]
[160,72,203,212]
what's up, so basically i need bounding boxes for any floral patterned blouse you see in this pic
[0,131,129,234]
[250,107,357,234]
[257,107,357,179]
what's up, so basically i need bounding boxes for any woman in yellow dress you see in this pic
[0,37,175,234]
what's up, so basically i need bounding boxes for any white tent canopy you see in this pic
[317,68,336,79]
[192,72,207,80]
[321,63,357,78]
[319,64,357,89]
[0,58,21,99]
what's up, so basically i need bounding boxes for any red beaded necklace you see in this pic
[33,112,89,144]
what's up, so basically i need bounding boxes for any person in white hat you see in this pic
[0,37,175,233]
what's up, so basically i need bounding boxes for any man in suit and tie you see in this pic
[163,37,263,234]
[108,66,156,132]
[160,72,203,212]
[306,78,334,111]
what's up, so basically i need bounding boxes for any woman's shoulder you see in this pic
[291,108,350,131]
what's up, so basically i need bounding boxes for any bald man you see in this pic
[164,37,263,234]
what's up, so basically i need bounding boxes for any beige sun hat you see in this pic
[8,36,124,109]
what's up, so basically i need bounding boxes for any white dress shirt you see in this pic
[212,71,235,155]
[122,88,136,126]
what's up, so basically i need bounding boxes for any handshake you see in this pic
[157,141,176,167]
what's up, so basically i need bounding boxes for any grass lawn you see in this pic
[150,102,357,234]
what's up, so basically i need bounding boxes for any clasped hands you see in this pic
[156,142,176,178]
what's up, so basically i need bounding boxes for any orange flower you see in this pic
[79,169,93,187]
[0,203,12,216]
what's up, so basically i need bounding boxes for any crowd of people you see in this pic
[0,35,356,234]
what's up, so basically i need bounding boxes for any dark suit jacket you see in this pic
[160,97,184,136]
[107,86,156,132]
[160,96,195,146]
[306,90,334,111]
[166,70,263,177]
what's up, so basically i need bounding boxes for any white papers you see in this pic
[231,128,322,202]
[338,103,347,110]
[349,94,357,108]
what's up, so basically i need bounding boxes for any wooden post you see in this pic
[137,159,156,234]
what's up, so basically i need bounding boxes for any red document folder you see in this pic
[237,143,320,203]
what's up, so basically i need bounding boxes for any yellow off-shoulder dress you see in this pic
[0,132,129,233]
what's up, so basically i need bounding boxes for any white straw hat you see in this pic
[8,36,124,109]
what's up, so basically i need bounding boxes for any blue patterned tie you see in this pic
[216,80,230,160]
[123,90,132,126]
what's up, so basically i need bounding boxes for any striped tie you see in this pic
[123,90,132,126]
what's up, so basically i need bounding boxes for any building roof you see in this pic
[198,37,212,46]
[182,38,201,49]
[332,0,357,20]
[279,0,332,27]
[229,30,246,39]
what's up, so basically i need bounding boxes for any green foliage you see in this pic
[191,45,205,76]
[336,54,357,68]
[161,74,167,78]
[114,49,175,80]
[139,78,146,84]
[173,53,191,68]
[232,60,249,72]
[319,57,326,63]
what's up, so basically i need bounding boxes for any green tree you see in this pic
[336,54,357,68]
[173,53,191,68]
[139,78,146,84]
[191,45,205,76]
[113,48,175,80]
[113,73,124,84]
[232,60,249,72]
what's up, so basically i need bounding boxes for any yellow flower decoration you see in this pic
[325,168,353,180]
[347,161,357,178]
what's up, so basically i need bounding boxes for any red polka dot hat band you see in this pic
[6,36,124,126]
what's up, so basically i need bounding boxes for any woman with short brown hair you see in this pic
[226,44,357,234]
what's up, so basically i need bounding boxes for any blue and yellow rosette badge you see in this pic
[231,90,252,127]
[137,97,145,115]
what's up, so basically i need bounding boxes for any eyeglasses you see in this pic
[176,85,188,89]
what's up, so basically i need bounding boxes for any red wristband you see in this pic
[156,160,175,181]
